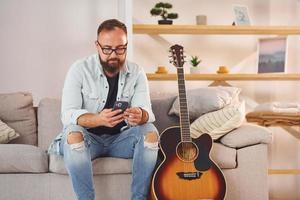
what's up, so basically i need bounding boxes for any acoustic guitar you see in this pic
[150,44,227,200]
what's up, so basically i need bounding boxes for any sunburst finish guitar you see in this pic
[150,44,227,200]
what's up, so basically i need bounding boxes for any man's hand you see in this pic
[97,108,124,127]
[77,109,124,128]
[124,107,143,126]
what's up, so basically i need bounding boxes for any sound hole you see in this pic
[176,142,198,162]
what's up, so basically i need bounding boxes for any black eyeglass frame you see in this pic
[96,41,128,55]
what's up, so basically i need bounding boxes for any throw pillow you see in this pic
[220,123,272,148]
[190,100,245,140]
[0,119,20,144]
[168,86,241,120]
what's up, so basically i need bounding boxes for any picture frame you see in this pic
[232,5,251,25]
[257,37,288,73]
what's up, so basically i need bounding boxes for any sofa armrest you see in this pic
[220,123,272,149]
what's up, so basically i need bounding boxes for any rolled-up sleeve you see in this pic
[61,64,88,126]
[130,70,155,123]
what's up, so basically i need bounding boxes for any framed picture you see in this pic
[257,37,287,73]
[232,5,251,25]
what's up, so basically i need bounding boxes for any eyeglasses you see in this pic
[97,41,127,55]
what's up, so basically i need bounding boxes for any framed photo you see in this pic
[257,37,287,73]
[233,5,251,25]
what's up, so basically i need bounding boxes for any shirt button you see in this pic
[105,86,108,89]
[102,100,105,103]
[121,83,124,86]
[117,97,120,100]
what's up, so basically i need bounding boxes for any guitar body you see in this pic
[151,126,226,200]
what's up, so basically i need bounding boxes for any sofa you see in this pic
[0,92,272,200]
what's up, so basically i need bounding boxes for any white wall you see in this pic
[0,0,121,104]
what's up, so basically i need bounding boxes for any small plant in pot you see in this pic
[150,2,178,25]
[190,56,202,74]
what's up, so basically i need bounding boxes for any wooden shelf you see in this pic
[133,24,300,35]
[146,73,300,81]
[269,169,300,175]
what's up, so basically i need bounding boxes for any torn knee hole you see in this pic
[144,132,159,149]
[67,132,85,151]
[145,132,158,143]
[67,132,84,144]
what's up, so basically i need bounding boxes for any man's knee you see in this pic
[67,132,85,151]
[144,131,159,150]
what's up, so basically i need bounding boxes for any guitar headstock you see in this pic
[169,44,185,68]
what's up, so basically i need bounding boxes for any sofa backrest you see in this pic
[37,94,180,151]
[0,92,37,145]
[38,98,62,151]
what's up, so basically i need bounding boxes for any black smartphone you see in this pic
[112,101,129,113]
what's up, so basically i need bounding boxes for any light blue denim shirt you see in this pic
[48,54,155,154]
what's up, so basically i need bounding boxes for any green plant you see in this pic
[150,2,178,21]
[190,56,202,67]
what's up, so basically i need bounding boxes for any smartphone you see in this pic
[112,101,129,113]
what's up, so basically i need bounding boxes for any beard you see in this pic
[99,56,125,74]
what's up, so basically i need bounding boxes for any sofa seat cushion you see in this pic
[210,142,237,169]
[50,142,236,174]
[49,154,132,175]
[0,144,48,173]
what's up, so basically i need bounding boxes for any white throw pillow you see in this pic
[190,101,245,140]
[0,119,20,143]
[169,86,241,120]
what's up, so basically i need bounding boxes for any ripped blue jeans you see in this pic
[56,123,159,200]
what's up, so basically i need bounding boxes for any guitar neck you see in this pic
[176,67,191,142]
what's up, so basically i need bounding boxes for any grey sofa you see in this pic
[0,92,271,200]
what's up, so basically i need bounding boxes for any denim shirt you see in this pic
[48,54,155,154]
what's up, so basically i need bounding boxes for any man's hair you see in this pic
[97,19,127,36]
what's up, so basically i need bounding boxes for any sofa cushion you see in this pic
[49,154,132,175]
[220,123,272,148]
[38,98,63,151]
[169,87,241,120]
[0,92,37,145]
[190,101,245,140]
[0,144,48,173]
[49,142,236,174]
[0,119,20,143]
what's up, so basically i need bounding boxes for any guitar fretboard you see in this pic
[176,67,191,142]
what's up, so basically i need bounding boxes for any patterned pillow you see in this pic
[168,87,241,120]
[0,119,20,143]
[190,101,245,140]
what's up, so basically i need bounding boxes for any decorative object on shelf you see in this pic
[150,2,178,25]
[257,37,287,73]
[217,66,229,74]
[155,66,168,74]
[196,15,207,25]
[190,56,202,74]
[232,4,251,25]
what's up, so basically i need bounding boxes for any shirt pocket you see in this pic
[81,89,99,112]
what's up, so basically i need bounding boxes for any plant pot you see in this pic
[158,19,173,25]
[190,66,201,74]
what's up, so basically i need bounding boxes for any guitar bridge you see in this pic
[176,171,202,180]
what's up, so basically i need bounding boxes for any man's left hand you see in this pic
[124,107,142,126]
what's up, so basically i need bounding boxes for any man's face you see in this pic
[96,28,127,75]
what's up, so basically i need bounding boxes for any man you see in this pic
[48,19,159,200]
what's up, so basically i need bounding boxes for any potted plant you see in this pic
[150,2,178,25]
[190,56,202,74]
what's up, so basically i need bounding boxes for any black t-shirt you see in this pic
[87,73,126,135]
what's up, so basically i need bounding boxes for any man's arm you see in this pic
[61,65,124,127]
[126,69,155,124]
[77,109,124,128]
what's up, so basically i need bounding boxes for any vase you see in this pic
[190,67,201,74]
[158,19,173,25]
